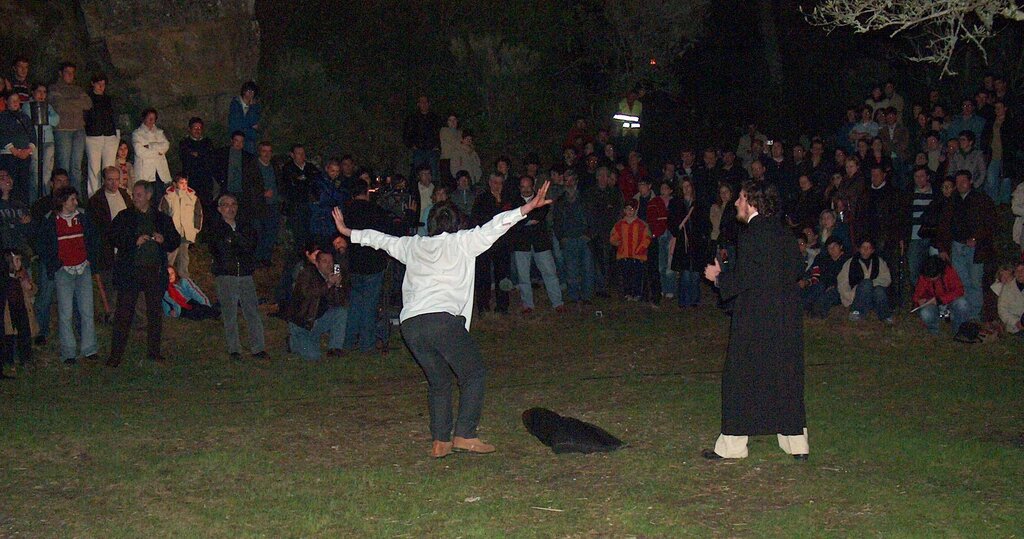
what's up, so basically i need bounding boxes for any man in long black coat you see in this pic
[702,180,808,460]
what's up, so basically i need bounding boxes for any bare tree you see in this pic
[804,0,1024,77]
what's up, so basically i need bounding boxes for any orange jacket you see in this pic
[610,218,651,261]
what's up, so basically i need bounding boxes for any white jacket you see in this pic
[1011,182,1024,247]
[837,256,892,307]
[159,185,203,242]
[996,279,1024,334]
[132,124,171,184]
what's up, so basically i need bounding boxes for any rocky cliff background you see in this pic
[1,0,260,165]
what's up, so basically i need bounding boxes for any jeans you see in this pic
[918,297,970,334]
[851,280,892,320]
[167,240,192,279]
[619,258,643,297]
[658,231,677,295]
[677,270,700,307]
[54,129,86,192]
[590,236,615,294]
[289,306,347,360]
[560,237,594,302]
[84,134,119,196]
[29,141,54,204]
[34,260,56,338]
[55,266,97,360]
[802,284,840,318]
[344,271,384,352]
[984,159,1012,204]
[950,241,983,321]
[215,275,266,354]
[401,312,486,441]
[514,249,563,309]
[906,238,931,289]
[256,203,281,263]
[412,148,440,181]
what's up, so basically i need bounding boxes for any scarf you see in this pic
[848,254,880,285]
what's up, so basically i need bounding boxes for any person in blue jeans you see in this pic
[552,171,594,303]
[286,250,348,360]
[936,170,996,322]
[341,180,390,352]
[36,186,99,364]
[912,256,970,335]
[840,238,893,323]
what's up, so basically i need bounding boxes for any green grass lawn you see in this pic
[2,268,1023,537]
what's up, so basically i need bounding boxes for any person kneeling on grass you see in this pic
[163,266,218,321]
[286,248,349,360]
[838,238,893,324]
[912,256,970,336]
[331,182,553,458]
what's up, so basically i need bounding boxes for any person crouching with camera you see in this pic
[209,193,267,361]
[286,242,350,360]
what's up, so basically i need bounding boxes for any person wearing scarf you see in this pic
[838,238,893,322]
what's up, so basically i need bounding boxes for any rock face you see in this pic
[78,0,260,137]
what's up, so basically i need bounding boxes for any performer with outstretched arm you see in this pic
[331,181,553,458]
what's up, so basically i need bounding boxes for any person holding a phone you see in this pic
[209,193,267,361]
[286,244,350,360]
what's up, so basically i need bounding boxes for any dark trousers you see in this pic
[590,237,615,293]
[643,240,661,303]
[401,312,486,441]
[111,266,164,361]
[475,243,510,313]
[344,271,384,352]
[619,258,643,297]
[1,332,31,366]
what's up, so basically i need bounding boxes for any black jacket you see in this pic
[402,110,441,150]
[208,217,258,277]
[84,93,117,136]
[344,198,390,274]
[178,137,216,201]
[281,160,321,216]
[510,202,552,252]
[108,207,181,289]
[211,147,266,218]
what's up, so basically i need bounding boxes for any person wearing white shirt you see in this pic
[331,181,554,459]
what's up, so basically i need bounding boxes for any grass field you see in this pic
[2,259,1023,537]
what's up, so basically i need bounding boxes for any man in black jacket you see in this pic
[106,181,181,366]
[402,95,441,180]
[342,180,390,353]
[178,117,217,213]
[211,131,266,223]
[209,193,266,360]
[511,176,565,314]
[472,172,514,314]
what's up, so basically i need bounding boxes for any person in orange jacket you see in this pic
[610,199,651,301]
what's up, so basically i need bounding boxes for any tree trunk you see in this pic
[758,0,783,90]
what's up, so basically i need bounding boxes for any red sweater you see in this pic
[610,218,651,261]
[646,196,668,237]
[56,213,87,268]
[912,265,964,306]
[617,166,648,201]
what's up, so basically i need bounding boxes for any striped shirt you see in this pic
[909,186,935,240]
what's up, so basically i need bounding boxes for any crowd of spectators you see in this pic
[1,56,1023,377]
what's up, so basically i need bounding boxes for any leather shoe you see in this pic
[793,453,809,461]
[452,436,496,454]
[701,449,724,460]
[431,441,453,458]
[105,356,121,368]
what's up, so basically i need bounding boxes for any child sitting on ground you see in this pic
[163,265,219,321]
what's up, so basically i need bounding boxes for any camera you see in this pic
[333,264,341,275]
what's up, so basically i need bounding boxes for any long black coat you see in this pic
[716,213,806,436]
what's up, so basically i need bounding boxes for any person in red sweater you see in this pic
[912,255,970,335]
[617,150,648,202]
[610,199,651,301]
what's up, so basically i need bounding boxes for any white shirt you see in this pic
[351,208,527,330]
[105,189,127,220]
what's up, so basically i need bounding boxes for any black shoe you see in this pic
[33,335,46,346]
[326,348,345,357]
[251,351,268,360]
[793,454,809,461]
[63,357,77,366]
[84,353,99,362]
[105,356,121,368]
[230,352,241,362]
[701,449,724,460]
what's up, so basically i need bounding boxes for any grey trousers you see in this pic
[400,312,486,441]
[215,275,265,354]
